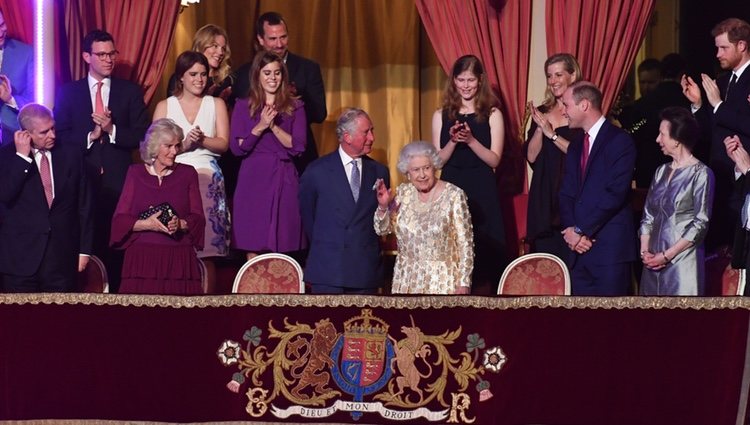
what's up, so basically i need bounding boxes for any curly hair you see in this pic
[139,119,184,163]
[396,141,443,174]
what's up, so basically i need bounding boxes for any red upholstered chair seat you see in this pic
[76,255,109,293]
[232,253,304,294]
[721,265,744,296]
[498,253,571,295]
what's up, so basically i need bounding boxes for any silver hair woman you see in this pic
[374,141,474,294]
[110,118,206,295]
[139,118,184,163]
[396,140,444,174]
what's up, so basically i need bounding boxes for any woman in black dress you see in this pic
[524,53,583,259]
[431,54,506,288]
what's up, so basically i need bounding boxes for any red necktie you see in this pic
[580,133,590,173]
[39,151,53,208]
[94,81,104,115]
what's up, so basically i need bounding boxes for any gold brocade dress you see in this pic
[374,182,474,294]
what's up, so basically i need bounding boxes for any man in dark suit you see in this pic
[558,82,637,295]
[0,7,34,145]
[53,29,149,292]
[620,54,691,188]
[235,11,327,174]
[0,104,93,292]
[299,108,389,294]
[682,18,750,249]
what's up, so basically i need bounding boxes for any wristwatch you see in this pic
[550,133,559,142]
[573,226,584,236]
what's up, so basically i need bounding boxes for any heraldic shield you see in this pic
[331,310,395,419]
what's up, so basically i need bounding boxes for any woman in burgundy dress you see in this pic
[110,119,205,294]
[230,51,307,260]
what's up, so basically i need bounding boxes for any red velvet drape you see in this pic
[0,0,32,43]
[62,0,179,103]
[415,0,532,255]
[546,0,655,115]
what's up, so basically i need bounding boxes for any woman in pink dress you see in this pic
[110,119,205,294]
[230,51,307,260]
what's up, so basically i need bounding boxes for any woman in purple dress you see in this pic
[110,119,205,294]
[230,51,307,260]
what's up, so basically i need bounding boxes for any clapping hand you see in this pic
[700,73,721,108]
[681,74,702,108]
[91,107,113,138]
[528,101,554,138]
[725,135,750,173]
[260,104,278,130]
[184,125,204,150]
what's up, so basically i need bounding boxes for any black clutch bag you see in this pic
[138,202,175,226]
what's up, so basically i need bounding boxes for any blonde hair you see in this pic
[540,53,582,111]
[192,24,233,85]
[140,119,184,163]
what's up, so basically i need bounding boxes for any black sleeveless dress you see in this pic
[440,111,506,282]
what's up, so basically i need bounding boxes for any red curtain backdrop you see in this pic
[415,0,532,254]
[546,0,655,115]
[0,0,72,98]
[0,0,32,43]
[62,0,179,103]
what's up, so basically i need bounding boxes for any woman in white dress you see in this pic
[153,51,230,293]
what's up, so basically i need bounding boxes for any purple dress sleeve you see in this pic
[110,166,140,250]
[229,98,256,157]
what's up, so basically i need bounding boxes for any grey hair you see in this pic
[139,118,184,162]
[336,107,370,141]
[396,141,443,174]
[18,103,53,131]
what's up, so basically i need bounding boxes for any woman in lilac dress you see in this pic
[230,51,307,260]
[110,119,205,294]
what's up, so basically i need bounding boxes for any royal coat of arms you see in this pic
[217,309,506,423]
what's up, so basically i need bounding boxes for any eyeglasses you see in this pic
[90,50,119,60]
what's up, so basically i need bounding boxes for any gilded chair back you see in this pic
[77,255,109,293]
[498,253,570,295]
[232,253,304,294]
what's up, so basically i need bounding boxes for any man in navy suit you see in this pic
[53,29,149,292]
[558,82,637,295]
[682,18,750,249]
[299,108,389,294]
[235,11,327,175]
[0,104,93,292]
[0,7,34,145]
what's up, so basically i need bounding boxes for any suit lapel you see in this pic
[49,149,69,208]
[79,78,94,116]
[582,121,610,182]
[326,154,356,210]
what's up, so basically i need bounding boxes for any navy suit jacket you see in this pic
[53,77,149,195]
[559,119,637,267]
[0,144,93,279]
[299,151,389,288]
[0,38,34,144]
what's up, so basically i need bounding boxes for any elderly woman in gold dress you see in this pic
[374,141,473,294]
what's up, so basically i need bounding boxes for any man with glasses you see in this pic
[0,7,34,145]
[54,29,149,293]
